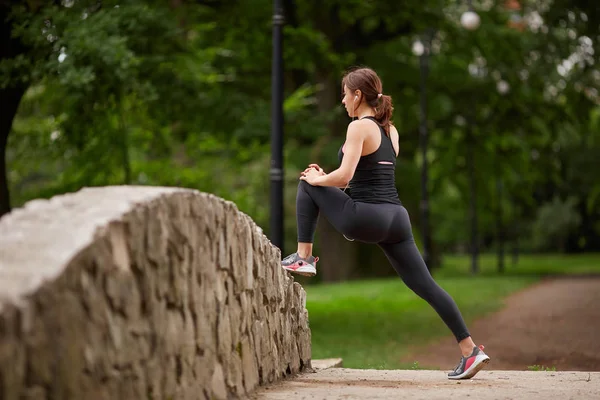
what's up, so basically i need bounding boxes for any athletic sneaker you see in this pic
[281,252,319,277]
[447,345,490,380]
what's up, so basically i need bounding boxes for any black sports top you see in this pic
[337,117,402,205]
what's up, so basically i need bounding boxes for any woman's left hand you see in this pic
[300,167,322,186]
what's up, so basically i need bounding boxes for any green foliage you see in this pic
[3,0,600,270]
[532,196,582,252]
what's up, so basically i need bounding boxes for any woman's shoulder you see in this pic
[345,118,375,136]
[389,124,400,155]
[347,117,385,133]
[389,124,399,138]
[348,118,376,128]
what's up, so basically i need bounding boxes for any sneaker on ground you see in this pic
[281,252,319,277]
[447,345,490,380]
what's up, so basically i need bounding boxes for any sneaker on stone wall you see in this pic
[281,252,319,277]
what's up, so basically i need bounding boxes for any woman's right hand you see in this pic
[302,164,326,176]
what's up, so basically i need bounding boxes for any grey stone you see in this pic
[211,362,228,400]
[0,186,311,399]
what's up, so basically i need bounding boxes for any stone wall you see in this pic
[0,186,311,400]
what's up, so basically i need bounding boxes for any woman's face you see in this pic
[341,85,357,117]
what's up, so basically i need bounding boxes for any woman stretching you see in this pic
[281,67,490,380]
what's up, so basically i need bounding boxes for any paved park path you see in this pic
[251,277,600,399]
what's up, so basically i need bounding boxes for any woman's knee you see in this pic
[298,180,314,194]
[298,180,331,204]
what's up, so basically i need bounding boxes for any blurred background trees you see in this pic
[2,0,599,282]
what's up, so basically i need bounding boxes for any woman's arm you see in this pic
[312,121,365,187]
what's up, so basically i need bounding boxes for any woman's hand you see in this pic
[300,167,324,186]
[302,164,325,176]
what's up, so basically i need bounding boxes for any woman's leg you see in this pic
[282,181,358,275]
[296,181,396,245]
[378,239,472,345]
[295,181,356,244]
[378,208,490,378]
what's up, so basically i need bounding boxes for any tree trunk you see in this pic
[316,217,358,282]
[496,178,505,273]
[119,101,132,184]
[418,48,434,272]
[467,125,479,275]
[511,219,520,266]
[1,4,29,217]
[0,101,16,217]
[312,70,358,282]
[511,243,519,265]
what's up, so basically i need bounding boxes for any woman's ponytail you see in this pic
[375,94,394,136]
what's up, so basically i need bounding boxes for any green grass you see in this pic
[528,365,557,372]
[306,276,535,369]
[436,253,600,277]
[305,253,600,370]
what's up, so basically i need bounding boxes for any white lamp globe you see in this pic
[497,80,510,95]
[412,40,425,56]
[461,11,481,30]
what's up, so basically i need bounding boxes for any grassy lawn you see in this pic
[436,253,600,277]
[305,253,600,370]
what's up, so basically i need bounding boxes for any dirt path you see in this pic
[402,277,600,371]
[251,369,600,399]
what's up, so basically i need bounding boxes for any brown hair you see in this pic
[342,67,394,135]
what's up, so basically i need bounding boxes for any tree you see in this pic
[0,1,32,216]
[3,1,209,210]
[5,0,600,284]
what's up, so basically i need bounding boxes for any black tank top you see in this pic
[337,117,402,205]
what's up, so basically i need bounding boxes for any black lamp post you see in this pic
[270,0,284,251]
[461,1,481,274]
[413,32,434,270]
[413,0,480,270]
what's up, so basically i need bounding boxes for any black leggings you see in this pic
[296,180,471,342]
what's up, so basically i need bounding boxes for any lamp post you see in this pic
[461,2,481,274]
[413,30,434,270]
[270,0,284,251]
[412,4,480,271]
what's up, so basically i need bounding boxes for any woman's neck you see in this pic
[355,105,376,119]
[358,113,375,119]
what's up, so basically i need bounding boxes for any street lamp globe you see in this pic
[497,80,510,95]
[461,11,481,30]
[412,40,425,56]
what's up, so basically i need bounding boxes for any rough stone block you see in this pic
[0,186,311,399]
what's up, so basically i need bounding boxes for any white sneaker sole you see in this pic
[282,265,316,277]
[448,354,490,380]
